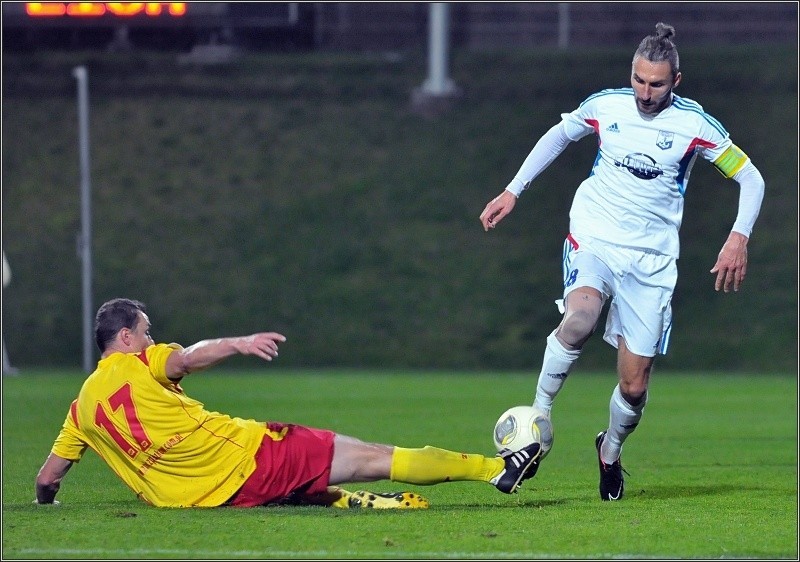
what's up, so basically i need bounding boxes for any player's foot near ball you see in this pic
[490,442,542,494]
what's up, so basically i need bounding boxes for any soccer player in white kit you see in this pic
[479,23,765,500]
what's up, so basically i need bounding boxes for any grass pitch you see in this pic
[2,369,797,559]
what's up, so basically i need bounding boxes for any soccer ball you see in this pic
[493,405,553,459]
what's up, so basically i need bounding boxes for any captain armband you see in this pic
[712,144,749,179]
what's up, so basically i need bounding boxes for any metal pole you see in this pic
[422,3,457,96]
[73,65,94,373]
[558,3,570,50]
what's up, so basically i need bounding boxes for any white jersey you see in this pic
[561,88,747,258]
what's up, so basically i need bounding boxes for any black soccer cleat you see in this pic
[490,442,542,494]
[595,431,627,501]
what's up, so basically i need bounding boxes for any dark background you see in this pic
[2,3,797,372]
[3,2,797,52]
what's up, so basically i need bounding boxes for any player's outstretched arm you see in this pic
[166,332,287,379]
[35,453,73,504]
[480,121,576,233]
[710,231,749,293]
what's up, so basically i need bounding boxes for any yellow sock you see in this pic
[389,446,504,485]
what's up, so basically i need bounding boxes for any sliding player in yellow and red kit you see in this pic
[36,298,542,509]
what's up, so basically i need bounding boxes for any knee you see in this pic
[331,436,393,482]
[351,441,393,479]
[558,309,599,348]
[619,376,649,406]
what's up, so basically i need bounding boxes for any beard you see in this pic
[636,89,673,115]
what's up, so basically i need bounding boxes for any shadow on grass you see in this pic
[448,482,771,509]
[622,483,769,501]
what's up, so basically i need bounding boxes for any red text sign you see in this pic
[25,3,187,17]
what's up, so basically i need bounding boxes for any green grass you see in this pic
[2,369,796,559]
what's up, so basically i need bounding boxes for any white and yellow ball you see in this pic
[493,405,553,458]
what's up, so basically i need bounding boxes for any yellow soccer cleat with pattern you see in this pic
[347,490,430,509]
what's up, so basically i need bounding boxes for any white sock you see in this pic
[601,384,647,464]
[533,330,581,415]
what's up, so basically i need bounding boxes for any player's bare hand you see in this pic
[710,231,749,293]
[238,332,287,361]
[479,190,517,232]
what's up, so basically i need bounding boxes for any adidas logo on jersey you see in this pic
[605,122,620,132]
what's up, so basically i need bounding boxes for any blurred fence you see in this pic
[316,2,798,50]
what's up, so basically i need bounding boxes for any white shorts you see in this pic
[558,234,676,357]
